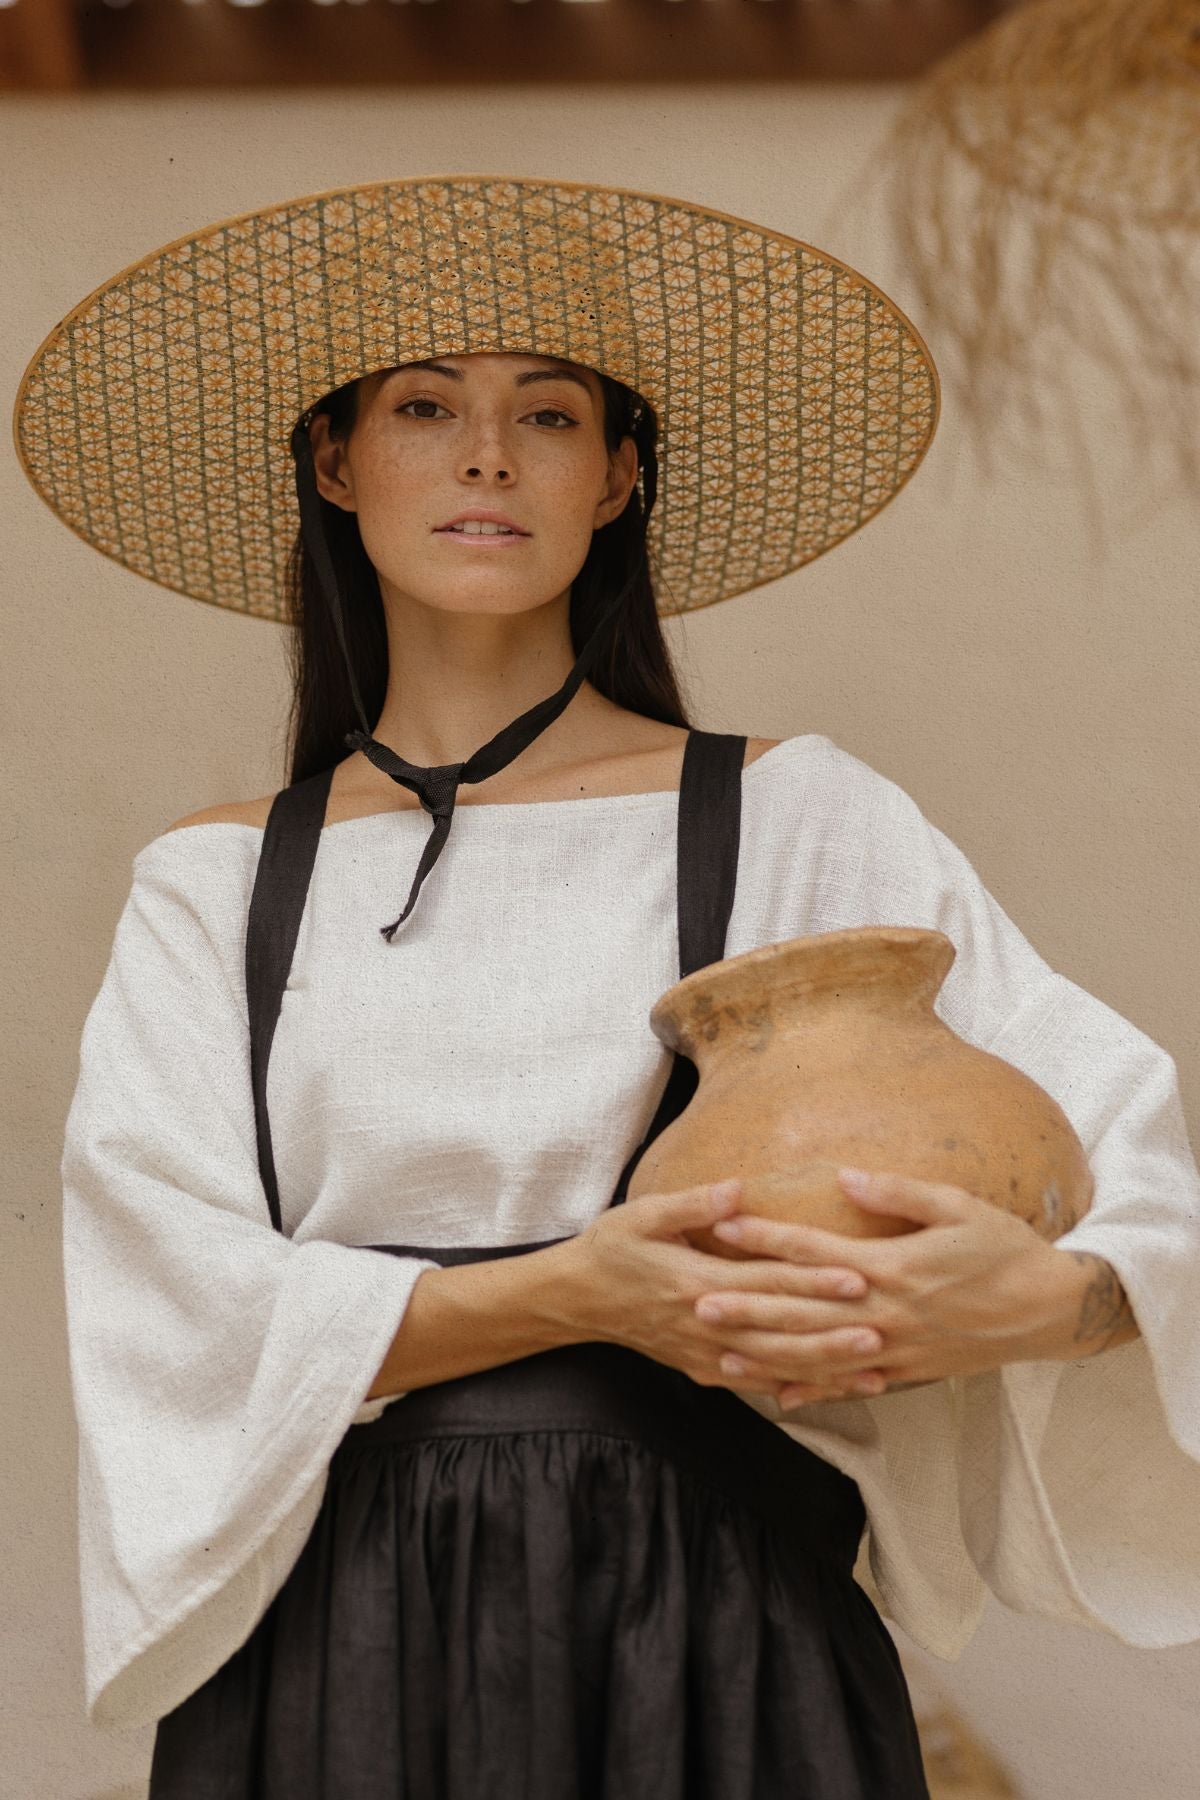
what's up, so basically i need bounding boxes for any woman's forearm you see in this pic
[363,1239,595,1402]
[1022,1246,1141,1364]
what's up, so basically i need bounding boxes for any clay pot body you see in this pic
[626,926,1093,1261]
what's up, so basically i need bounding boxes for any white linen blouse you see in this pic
[60,732,1200,1732]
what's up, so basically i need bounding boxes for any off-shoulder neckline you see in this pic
[138,734,817,862]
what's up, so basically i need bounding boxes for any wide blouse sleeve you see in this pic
[60,835,441,1731]
[783,743,1200,1654]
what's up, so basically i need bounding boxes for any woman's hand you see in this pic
[568,1178,887,1401]
[694,1167,1079,1407]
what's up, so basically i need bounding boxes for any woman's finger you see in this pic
[710,1210,902,1274]
[719,1325,887,1377]
[695,1270,868,1316]
[696,1290,878,1329]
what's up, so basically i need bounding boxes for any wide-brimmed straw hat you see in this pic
[13,172,938,622]
[12,173,940,939]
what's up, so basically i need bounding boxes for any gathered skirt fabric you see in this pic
[149,1343,929,1800]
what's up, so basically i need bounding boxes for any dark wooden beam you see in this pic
[1,0,1009,91]
[0,0,84,89]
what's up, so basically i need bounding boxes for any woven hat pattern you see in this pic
[13,175,938,621]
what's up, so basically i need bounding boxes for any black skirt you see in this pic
[149,1339,929,1799]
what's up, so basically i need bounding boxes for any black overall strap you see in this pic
[244,729,746,1235]
[246,764,335,1233]
[608,729,746,1207]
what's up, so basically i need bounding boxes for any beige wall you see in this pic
[3,85,1197,1800]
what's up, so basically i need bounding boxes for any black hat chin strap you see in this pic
[289,414,653,942]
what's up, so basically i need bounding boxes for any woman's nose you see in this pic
[457,408,518,479]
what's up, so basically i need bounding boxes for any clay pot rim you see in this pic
[650,924,957,1039]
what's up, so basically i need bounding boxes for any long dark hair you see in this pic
[282,363,693,785]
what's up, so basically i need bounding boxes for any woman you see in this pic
[21,176,1200,1797]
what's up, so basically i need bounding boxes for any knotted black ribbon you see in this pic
[290,410,656,941]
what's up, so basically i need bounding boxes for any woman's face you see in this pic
[309,351,640,621]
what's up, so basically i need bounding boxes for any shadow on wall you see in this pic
[903,1645,1024,1799]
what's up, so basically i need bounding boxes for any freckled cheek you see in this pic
[538,461,608,552]
[352,459,443,544]
[534,517,597,585]
[362,448,430,506]
[353,503,435,583]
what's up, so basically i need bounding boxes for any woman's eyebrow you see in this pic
[391,360,592,394]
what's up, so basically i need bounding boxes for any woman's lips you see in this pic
[434,529,530,547]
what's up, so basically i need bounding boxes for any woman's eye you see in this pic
[396,399,448,420]
[529,408,576,428]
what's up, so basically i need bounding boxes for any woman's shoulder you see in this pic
[132,796,276,895]
[745,735,783,765]
[162,794,275,834]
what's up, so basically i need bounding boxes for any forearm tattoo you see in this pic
[1067,1250,1140,1354]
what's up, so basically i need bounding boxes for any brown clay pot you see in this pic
[626,926,1093,1261]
